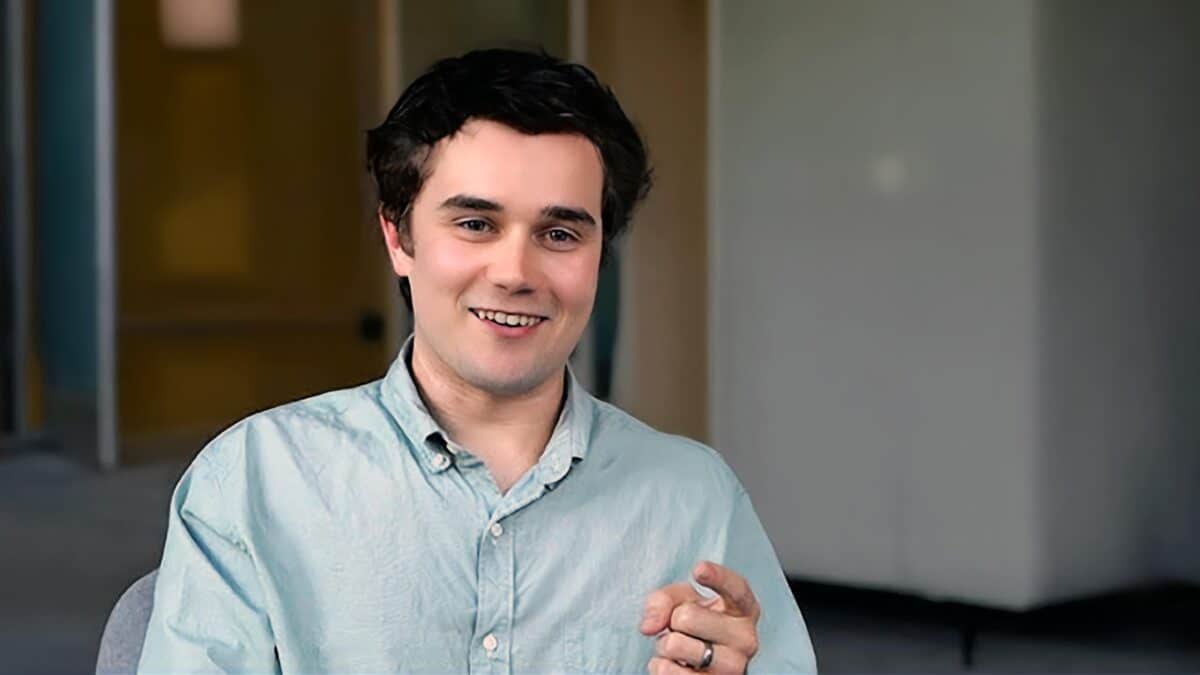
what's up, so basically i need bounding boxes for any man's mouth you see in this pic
[469,308,548,328]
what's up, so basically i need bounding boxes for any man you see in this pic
[139,49,816,674]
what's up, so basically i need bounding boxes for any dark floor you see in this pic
[795,580,1200,673]
[1,451,1198,674]
[0,452,182,675]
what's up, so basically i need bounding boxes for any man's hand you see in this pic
[640,562,761,674]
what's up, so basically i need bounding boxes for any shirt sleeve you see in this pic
[137,450,279,674]
[721,487,818,674]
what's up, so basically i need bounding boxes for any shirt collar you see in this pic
[381,335,594,478]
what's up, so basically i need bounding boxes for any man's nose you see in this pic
[486,235,538,293]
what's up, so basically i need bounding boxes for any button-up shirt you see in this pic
[138,340,817,673]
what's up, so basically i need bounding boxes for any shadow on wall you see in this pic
[1035,0,1200,596]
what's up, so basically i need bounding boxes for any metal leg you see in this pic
[961,622,977,670]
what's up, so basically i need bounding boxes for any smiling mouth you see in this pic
[469,308,548,328]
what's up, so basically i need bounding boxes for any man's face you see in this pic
[381,119,604,397]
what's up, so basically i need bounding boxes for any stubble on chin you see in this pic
[456,358,562,398]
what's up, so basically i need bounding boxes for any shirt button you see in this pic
[489,522,504,538]
[432,453,450,469]
[482,633,498,652]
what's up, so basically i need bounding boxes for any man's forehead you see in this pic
[417,120,604,212]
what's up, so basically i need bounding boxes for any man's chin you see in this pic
[460,363,561,398]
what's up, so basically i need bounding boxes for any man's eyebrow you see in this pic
[439,194,503,212]
[541,205,596,227]
[439,195,596,226]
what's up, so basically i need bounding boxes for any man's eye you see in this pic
[457,219,492,233]
[544,229,578,245]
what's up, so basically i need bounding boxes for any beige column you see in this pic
[587,0,709,441]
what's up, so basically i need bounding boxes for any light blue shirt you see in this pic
[139,340,817,674]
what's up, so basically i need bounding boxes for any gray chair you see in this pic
[96,570,158,675]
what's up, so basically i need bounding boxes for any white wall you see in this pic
[712,0,1200,608]
[1036,0,1200,593]
[712,0,1042,607]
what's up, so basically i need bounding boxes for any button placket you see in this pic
[472,514,512,670]
[476,467,559,673]
[495,516,515,669]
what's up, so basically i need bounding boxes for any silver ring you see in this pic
[696,639,714,671]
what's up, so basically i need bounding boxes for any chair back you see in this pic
[95,570,158,674]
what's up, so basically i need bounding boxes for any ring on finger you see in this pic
[695,638,714,670]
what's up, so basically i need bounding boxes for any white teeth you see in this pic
[473,309,543,327]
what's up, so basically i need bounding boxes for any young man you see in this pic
[139,49,816,674]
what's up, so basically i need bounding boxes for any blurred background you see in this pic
[2,0,1198,672]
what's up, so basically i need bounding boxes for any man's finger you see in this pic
[647,655,694,675]
[668,601,757,655]
[641,582,702,635]
[692,561,760,620]
[655,630,708,668]
[655,632,749,675]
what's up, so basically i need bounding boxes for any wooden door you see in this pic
[116,1,390,463]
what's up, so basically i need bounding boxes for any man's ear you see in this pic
[378,210,413,277]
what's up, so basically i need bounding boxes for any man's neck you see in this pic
[408,338,565,492]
